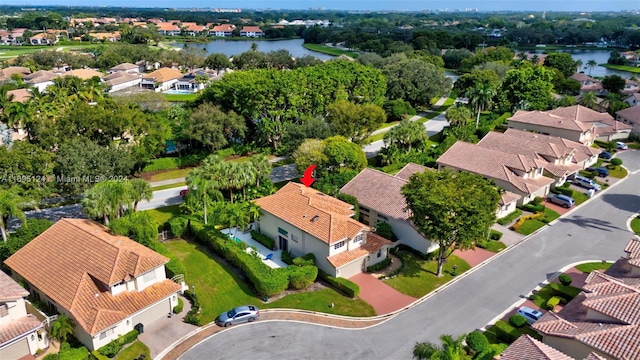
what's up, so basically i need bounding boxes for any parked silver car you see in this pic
[215,305,260,327]
[546,194,575,208]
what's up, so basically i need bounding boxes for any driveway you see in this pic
[178,150,640,360]
[138,296,197,359]
[349,273,416,315]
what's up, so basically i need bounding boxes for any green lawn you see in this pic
[163,93,199,102]
[164,239,374,324]
[0,44,100,59]
[478,241,507,253]
[116,341,150,360]
[149,168,193,182]
[599,63,640,74]
[366,132,386,143]
[515,208,560,235]
[630,217,640,235]
[607,165,628,179]
[384,251,471,298]
[628,143,640,150]
[144,205,182,228]
[530,282,582,308]
[151,181,187,191]
[571,191,589,206]
[575,261,613,274]
[302,43,359,58]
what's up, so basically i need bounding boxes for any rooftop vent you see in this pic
[310,215,320,222]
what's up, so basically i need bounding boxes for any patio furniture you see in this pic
[264,253,273,260]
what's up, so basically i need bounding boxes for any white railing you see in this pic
[171,274,184,284]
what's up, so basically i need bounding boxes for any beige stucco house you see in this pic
[532,237,640,360]
[0,271,49,360]
[254,182,392,279]
[140,68,182,92]
[616,105,640,136]
[4,218,184,351]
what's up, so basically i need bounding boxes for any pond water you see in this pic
[173,38,335,60]
[533,49,632,78]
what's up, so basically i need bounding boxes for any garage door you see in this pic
[0,338,31,360]
[339,259,365,279]
[131,298,171,327]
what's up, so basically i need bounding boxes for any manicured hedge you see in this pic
[520,203,545,213]
[142,157,180,172]
[549,282,581,300]
[509,314,527,328]
[173,297,184,314]
[288,265,318,289]
[553,187,574,197]
[466,331,489,354]
[318,270,360,298]
[292,253,316,266]
[183,290,201,325]
[497,209,522,225]
[547,296,562,310]
[281,250,294,265]
[492,320,520,343]
[489,229,503,241]
[168,216,189,238]
[367,257,392,272]
[250,230,275,250]
[559,274,572,286]
[96,330,139,358]
[512,212,544,231]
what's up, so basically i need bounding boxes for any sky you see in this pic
[2,0,638,11]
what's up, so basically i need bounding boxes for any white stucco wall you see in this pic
[508,121,585,143]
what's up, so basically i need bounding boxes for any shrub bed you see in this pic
[96,329,139,358]
[559,274,572,286]
[168,216,189,238]
[287,265,318,290]
[367,257,392,272]
[318,270,360,298]
[142,157,180,172]
[173,297,184,314]
[553,187,574,197]
[509,314,527,328]
[489,229,503,241]
[549,282,581,299]
[512,212,545,231]
[547,296,562,310]
[250,230,275,250]
[519,203,545,213]
[183,289,201,325]
[492,320,520,343]
[391,243,435,260]
[497,209,522,225]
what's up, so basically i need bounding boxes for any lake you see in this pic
[174,38,335,60]
[533,49,632,78]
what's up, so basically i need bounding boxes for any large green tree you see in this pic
[402,169,500,276]
[413,334,468,360]
[601,75,626,94]
[383,119,428,153]
[500,65,554,111]
[184,103,246,152]
[543,52,578,78]
[383,58,452,108]
[326,100,386,145]
[0,190,26,242]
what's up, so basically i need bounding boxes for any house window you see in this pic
[142,271,156,284]
[334,241,345,250]
[99,328,114,340]
[360,206,369,213]
[0,303,8,317]
[291,234,298,243]
[378,214,388,221]
[353,234,363,243]
[377,249,383,258]
[278,227,288,236]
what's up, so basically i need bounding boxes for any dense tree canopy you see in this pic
[500,65,554,111]
[543,52,578,78]
[383,58,452,108]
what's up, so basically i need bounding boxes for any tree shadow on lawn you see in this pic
[556,215,622,232]
[599,194,640,213]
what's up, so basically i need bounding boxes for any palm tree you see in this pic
[227,202,250,238]
[5,101,31,131]
[82,184,116,225]
[130,179,153,211]
[444,105,472,128]
[50,314,76,343]
[413,334,467,360]
[579,91,598,109]
[239,162,257,201]
[0,190,26,242]
[575,59,583,73]
[587,59,597,76]
[186,163,224,225]
[249,154,271,188]
[467,83,495,129]
[224,162,245,203]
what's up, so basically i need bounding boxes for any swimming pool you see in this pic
[163,89,193,95]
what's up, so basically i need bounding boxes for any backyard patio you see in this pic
[220,226,288,269]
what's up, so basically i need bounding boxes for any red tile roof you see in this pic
[625,237,640,267]
[503,128,601,165]
[500,334,573,360]
[508,109,593,132]
[241,26,263,33]
[255,182,366,245]
[0,270,29,300]
[144,67,182,83]
[4,218,180,335]
[327,232,392,268]
[616,105,640,125]
[0,315,42,346]
[394,162,431,181]
[340,168,412,220]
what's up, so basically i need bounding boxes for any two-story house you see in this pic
[0,271,49,360]
[507,107,598,145]
[140,67,182,92]
[156,22,180,36]
[532,237,640,360]
[209,24,236,37]
[437,141,554,205]
[174,69,217,92]
[254,182,392,279]
[624,93,640,107]
[570,73,604,95]
[616,105,640,136]
[240,26,264,37]
[4,218,184,351]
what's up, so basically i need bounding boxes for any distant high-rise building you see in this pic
[542,11,546,19]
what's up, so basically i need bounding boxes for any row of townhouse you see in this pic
[501,237,640,360]
[155,22,263,37]
[571,72,640,97]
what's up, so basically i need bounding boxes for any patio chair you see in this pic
[264,253,273,260]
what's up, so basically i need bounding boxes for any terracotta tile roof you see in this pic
[478,132,581,177]
[23,70,58,84]
[500,334,573,360]
[395,162,431,181]
[500,191,521,206]
[436,141,554,194]
[548,105,613,124]
[624,237,640,267]
[4,218,180,335]
[255,182,366,245]
[503,128,601,165]
[184,24,205,32]
[508,109,594,132]
[0,270,29,300]
[6,88,32,103]
[211,24,236,32]
[241,26,263,33]
[104,71,141,86]
[144,67,182,83]
[327,232,392,268]
[0,315,42,346]
[583,353,607,360]
[0,66,31,80]
[30,33,48,40]
[157,22,180,31]
[110,62,139,71]
[340,168,411,220]
[616,106,640,125]
[570,73,596,83]
[66,69,104,80]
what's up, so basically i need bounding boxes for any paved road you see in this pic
[181,152,640,360]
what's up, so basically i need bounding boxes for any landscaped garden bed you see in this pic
[383,251,471,298]
[529,282,582,309]
[513,208,560,235]
[575,261,613,273]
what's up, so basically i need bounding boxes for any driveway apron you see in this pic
[349,273,416,315]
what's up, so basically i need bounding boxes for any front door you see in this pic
[279,236,288,251]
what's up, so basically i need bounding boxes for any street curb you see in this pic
[479,260,614,331]
[626,212,640,235]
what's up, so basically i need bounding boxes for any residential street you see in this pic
[180,151,640,360]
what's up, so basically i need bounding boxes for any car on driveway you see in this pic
[573,175,601,191]
[617,142,628,150]
[517,306,543,325]
[599,151,611,159]
[546,193,575,208]
[586,167,609,177]
[215,305,260,327]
